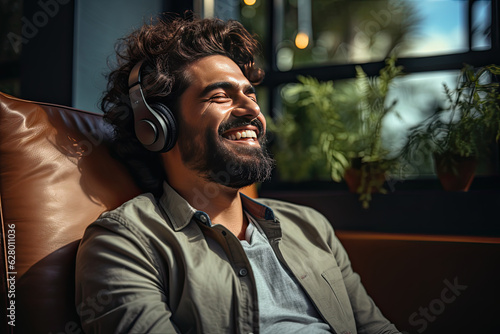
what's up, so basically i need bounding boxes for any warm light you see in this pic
[244,0,256,5]
[295,32,309,49]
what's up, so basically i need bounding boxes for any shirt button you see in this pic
[199,214,208,223]
[239,268,248,277]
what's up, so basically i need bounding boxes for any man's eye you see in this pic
[210,94,229,101]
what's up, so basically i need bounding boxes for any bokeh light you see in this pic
[295,32,309,49]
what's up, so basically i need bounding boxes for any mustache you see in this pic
[218,117,265,139]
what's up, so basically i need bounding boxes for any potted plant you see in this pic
[400,64,500,191]
[269,57,404,208]
[341,58,404,208]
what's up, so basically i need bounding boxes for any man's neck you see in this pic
[168,174,248,240]
[203,189,249,240]
[162,150,250,239]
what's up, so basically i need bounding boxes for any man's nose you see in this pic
[231,95,261,119]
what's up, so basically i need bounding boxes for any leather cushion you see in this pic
[0,92,141,333]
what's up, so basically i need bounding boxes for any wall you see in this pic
[72,0,164,113]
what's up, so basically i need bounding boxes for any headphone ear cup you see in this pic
[149,102,178,152]
[128,60,177,153]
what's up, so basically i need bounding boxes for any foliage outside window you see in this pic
[269,58,405,207]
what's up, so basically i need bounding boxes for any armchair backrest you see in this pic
[0,92,142,333]
[0,91,259,333]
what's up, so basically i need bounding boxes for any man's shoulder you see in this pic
[94,192,163,231]
[104,192,158,216]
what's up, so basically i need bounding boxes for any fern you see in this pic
[401,64,500,171]
[270,57,405,208]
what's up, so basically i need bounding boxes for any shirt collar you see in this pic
[159,181,276,231]
[240,193,275,221]
[159,182,197,231]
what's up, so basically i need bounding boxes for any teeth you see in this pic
[225,130,257,141]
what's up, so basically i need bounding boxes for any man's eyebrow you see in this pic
[201,81,256,96]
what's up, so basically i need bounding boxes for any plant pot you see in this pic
[344,168,364,193]
[343,164,386,194]
[434,154,478,192]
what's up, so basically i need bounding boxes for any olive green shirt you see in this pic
[75,182,399,334]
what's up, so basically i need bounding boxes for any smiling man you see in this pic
[75,16,401,334]
[164,54,274,240]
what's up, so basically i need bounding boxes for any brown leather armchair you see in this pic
[0,92,143,333]
[0,91,259,333]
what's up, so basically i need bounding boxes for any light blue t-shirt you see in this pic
[241,214,332,333]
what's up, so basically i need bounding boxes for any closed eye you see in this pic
[244,86,257,102]
[208,93,230,102]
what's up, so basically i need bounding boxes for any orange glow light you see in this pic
[295,32,309,49]
[244,0,256,5]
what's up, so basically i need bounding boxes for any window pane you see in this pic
[472,0,491,51]
[399,0,468,57]
[273,0,478,70]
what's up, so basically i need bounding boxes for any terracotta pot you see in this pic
[344,166,386,194]
[434,154,477,192]
[344,167,363,193]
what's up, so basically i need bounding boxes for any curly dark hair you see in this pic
[101,15,264,196]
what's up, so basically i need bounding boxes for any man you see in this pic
[75,16,400,334]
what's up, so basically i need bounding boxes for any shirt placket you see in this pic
[196,213,259,334]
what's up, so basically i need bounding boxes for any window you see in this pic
[206,0,500,234]
[206,0,498,179]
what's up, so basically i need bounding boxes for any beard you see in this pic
[178,117,274,188]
